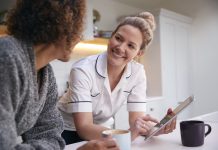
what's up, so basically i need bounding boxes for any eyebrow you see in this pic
[116,33,138,47]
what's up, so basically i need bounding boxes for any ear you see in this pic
[137,50,144,57]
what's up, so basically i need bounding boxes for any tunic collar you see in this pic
[95,52,132,79]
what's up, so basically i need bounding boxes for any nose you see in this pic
[117,42,127,53]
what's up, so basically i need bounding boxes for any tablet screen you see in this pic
[144,96,194,141]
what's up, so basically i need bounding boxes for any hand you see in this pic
[156,108,177,135]
[129,114,159,140]
[77,139,120,150]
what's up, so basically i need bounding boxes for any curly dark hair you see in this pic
[6,0,86,46]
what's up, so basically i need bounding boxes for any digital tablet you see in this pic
[144,96,194,141]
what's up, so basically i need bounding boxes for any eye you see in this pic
[115,35,122,42]
[128,44,136,50]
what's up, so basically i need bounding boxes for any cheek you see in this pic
[127,52,139,60]
[109,38,119,47]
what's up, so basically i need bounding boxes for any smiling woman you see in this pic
[56,11,177,146]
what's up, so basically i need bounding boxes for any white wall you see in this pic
[93,0,144,31]
[191,4,218,117]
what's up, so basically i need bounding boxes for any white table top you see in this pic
[65,112,218,150]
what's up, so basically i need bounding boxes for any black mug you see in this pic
[180,120,212,147]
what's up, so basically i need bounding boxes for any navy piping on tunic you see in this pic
[91,93,100,97]
[95,55,106,78]
[126,63,132,79]
[127,101,147,103]
[67,101,92,104]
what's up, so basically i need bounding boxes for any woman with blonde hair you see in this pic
[59,11,176,145]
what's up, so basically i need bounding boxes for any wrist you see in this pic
[128,128,139,141]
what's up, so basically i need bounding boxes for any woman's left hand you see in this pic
[156,108,177,135]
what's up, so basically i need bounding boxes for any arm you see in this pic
[62,67,109,140]
[0,54,20,150]
[73,112,109,140]
[0,50,64,149]
[126,66,158,141]
[21,66,65,149]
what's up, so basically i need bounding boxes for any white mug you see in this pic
[102,129,131,150]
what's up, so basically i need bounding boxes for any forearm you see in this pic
[128,112,146,141]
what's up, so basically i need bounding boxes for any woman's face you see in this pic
[107,25,143,68]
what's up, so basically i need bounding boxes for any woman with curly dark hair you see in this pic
[0,0,119,150]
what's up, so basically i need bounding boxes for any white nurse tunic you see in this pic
[58,52,147,131]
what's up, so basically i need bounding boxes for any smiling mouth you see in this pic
[112,49,125,58]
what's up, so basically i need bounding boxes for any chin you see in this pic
[58,57,71,62]
[108,57,123,67]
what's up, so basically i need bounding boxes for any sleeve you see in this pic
[127,66,147,112]
[0,50,65,150]
[0,50,20,149]
[58,67,93,113]
[20,66,65,150]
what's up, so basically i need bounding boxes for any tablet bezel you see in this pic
[144,96,194,141]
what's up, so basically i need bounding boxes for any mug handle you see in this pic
[204,124,212,137]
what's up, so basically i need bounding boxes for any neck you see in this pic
[107,64,125,78]
[33,44,56,71]
[107,63,126,91]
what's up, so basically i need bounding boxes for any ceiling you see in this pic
[1,0,215,18]
[115,0,204,18]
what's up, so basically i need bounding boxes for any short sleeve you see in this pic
[127,66,147,112]
[58,68,93,113]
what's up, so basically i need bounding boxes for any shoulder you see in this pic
[71,54,100,72]
[69,54,105,82]
[0,36,19,57]
[73,54,99,67]
[130,60,145,73]
[0,36,23,69]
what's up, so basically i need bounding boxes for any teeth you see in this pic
[112,49,123,58]
[114,52,123,58]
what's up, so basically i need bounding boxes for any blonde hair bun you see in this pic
[137,12,156,31]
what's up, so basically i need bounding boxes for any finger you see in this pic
[137,118,153,128]
[142,115,159,124]
[164,124,171,133]
[170,119,176,130]
[135,121,150,135]
[141,123,151,133]
[167,118,177,132]
[164,129,172,134]
[172,118,177,130]
[136,118,153,130]
[167,108,173,114]
[104,139,119,148]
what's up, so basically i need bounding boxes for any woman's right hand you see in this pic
[129,114,159,140]
[77,139,120,150]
